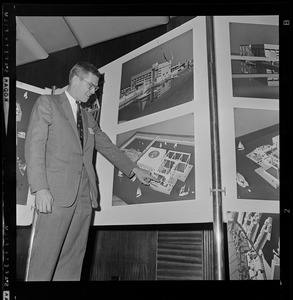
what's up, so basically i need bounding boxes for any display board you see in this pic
[13,15,283,281]
[16,81,51,225]
[94,16,214,225]
[214,16,280,280]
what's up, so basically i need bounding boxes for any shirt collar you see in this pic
[65,90,78,107]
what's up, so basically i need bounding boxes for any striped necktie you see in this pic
[76,101,84,147]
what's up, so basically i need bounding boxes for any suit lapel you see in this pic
[60,92,83,150]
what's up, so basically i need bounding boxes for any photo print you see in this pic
[112,114,195,206]
[227,211,280,280]
[118,30,194,123]
[234,108,279,201]
[229,22,279,99]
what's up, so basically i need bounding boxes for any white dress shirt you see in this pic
[65,90,78,123]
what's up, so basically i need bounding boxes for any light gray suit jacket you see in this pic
[25,92,136,208]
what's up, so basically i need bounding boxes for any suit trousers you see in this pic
[27,166,92,281]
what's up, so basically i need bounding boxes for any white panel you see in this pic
[214,16,279,217]
[93,17,213,225]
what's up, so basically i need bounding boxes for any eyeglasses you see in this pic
[75,74,99,92]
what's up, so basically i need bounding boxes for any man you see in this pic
[24,61,156,281]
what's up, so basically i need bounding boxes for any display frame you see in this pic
[93,16,214,225]
[214,16,281,281]
[16,81,51,225]
[214,16,280,216]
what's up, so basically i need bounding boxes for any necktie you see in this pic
[76,101,84,148]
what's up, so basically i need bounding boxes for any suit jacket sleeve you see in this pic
[88,113,137,177]
[25,95,52,194]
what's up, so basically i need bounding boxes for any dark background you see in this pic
[4,3,291,299]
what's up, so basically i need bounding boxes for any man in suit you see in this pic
[24,61,157,281]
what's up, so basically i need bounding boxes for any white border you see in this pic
[93,17,214,225]
[214,16,279,220]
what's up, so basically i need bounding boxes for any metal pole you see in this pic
[24,207,38,281]
[206,16,226,280]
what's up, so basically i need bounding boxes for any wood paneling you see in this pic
[157,230,203,280]
[203,229,215,280]
[90,230,157,280]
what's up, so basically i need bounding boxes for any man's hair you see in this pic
[69,61,101,82]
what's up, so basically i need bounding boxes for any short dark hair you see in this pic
[69,61,101,82]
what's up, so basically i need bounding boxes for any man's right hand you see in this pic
[35,189,54,214]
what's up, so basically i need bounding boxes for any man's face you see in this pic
[73,72,99,103]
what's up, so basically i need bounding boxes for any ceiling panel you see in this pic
[16,16,170,66]
[19,16,79,53]
[64,16,170,48]
[16,17,49,66]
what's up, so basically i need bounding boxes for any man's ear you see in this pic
[70,75,80,89]
[71,74,78,84]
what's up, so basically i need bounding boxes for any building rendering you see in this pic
[239,44,279,87]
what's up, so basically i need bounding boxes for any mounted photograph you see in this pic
[227,210,280,280]
[112,114,195,206]
[229,21,279,99]
[234,108,279,201]
[118,29,194,123]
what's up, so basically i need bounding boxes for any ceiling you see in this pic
[16,16,170,66]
